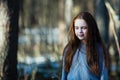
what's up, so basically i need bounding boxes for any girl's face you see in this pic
[74,19,88,42]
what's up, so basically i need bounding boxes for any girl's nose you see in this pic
[79,29,82,33]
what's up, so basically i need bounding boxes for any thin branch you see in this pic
[105,1,120,57]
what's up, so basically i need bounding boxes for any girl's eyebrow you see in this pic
[82,26,87,27]
[75,26,78,27]
[74,26,79,27]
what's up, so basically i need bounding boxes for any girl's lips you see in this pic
[79,34,84,36]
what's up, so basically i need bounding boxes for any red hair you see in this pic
[63,12,109,76]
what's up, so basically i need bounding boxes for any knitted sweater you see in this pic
[61,43,108,80]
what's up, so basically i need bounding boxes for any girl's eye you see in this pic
[83,27,88,29]
[75,26,79,29]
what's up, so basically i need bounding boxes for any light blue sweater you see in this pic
[61,44,108,80]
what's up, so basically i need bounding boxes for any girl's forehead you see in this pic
[74,19,87,26]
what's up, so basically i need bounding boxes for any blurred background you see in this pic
[17,0,120,80]
[0,0,120,80]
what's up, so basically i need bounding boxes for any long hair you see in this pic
[63,12,109,76]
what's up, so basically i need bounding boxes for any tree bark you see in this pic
[3,0,19,80]
[95,0,109,45]
[0,1,9,79]
[65,0,73,26]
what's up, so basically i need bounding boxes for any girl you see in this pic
[61,12,109,80]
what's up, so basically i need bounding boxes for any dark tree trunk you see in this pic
[95,0,109,45]
[3,0,19,80]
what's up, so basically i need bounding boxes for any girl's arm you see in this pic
[98,44,108,80]
[100,63,108,80]
[61,47,68,80]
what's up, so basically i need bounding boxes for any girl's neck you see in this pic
[81,40,87,45]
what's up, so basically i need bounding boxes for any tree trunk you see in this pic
[0,1,9,79]
[95,0,109,45]
[65,0,73,26]
[3,0,19,80]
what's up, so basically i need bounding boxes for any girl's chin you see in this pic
[77,37,84,40]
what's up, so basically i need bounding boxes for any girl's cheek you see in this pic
[84,29,87,33]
